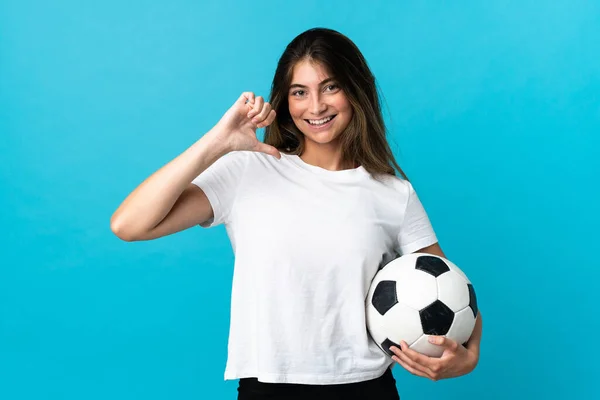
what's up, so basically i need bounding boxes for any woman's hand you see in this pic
[211,91,281,159]
[390,336,479,381]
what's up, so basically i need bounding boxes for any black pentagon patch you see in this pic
[420,300,454,335]
[467,283,478,318]
[415,255,450,277]
[372,280,397,315]
[381,338,401,357]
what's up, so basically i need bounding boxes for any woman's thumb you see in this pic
[254,143,281,160]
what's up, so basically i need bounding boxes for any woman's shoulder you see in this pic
[225,150,285,175]
[219,149,274,166]
[372,172,412,192]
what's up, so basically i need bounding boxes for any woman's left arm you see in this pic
[465,310,482,361]
[389,242,482,381]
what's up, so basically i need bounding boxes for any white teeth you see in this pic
[308,116,333,125]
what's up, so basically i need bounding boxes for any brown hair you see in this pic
[263,27,409,181]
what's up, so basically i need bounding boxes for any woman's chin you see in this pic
[302,132,341,146]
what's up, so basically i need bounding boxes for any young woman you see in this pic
[111,27,482,400]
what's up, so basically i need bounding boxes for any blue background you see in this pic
[1,1,598,399]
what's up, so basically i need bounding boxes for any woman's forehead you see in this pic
[290,60,333,85]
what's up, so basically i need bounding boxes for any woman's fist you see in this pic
[212,92,280,159]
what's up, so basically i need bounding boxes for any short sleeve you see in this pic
[396,180,438,255]
[191,150,249,228]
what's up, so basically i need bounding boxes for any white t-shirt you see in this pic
[191,150,438,384]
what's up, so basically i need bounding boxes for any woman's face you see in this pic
[287,60,353,149]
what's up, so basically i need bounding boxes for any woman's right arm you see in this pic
[110,128,229,242]
[110,91,279,242]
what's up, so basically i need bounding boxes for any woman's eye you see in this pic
[292,90,305,97]
[325,84,339,91]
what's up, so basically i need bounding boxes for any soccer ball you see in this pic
[365,253,478,358]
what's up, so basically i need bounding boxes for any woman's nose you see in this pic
[309,95,327,115]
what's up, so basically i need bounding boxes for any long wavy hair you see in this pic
[263,27,409,180]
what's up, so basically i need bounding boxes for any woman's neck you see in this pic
[299,146,357,171]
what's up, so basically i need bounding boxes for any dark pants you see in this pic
[237,367,400,400]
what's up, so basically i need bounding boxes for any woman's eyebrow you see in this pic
[289,78,336,90]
